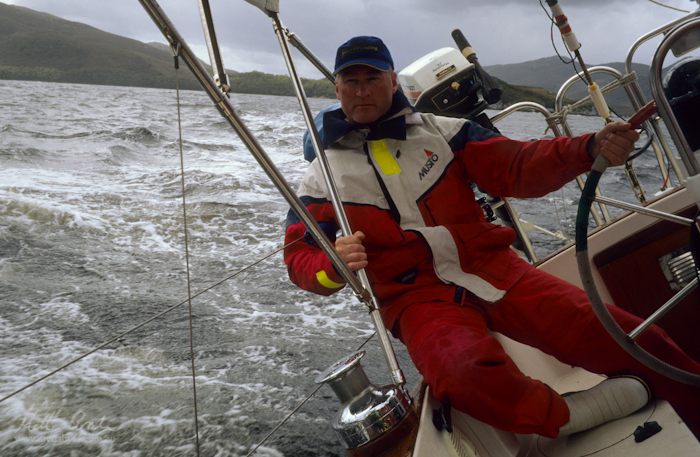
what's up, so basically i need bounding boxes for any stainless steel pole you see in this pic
[197,0,230,93]
[268,12,406,387]
[137,0,365,296]
[283,28,334,83]
[650,17,700,176]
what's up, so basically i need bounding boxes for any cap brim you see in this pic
[334,59,393,75]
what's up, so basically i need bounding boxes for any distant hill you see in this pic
[0,2,202,90]
[485,56,652,115]
[0,2,335,97]
[0,1,648,113]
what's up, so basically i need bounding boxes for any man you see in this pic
[284,35,700,438]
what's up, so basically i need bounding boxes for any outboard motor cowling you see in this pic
[398,47,488,119]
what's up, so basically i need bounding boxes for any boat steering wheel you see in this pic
[576,155,700,387]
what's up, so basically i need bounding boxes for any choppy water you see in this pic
[0,79,667,456]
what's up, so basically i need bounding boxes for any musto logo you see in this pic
[419,149,439,181]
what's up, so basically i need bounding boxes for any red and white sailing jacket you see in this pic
[284,95,594,330]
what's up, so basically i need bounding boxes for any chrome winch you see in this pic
[316,351,417,455]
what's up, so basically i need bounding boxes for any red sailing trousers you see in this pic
[398,266,700,438]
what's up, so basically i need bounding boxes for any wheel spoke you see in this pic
[628,277,699,340]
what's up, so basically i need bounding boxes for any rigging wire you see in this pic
[540,0,633,119]
[539,0,655,154]
[173,47,201,457]
[541,0,693,104]
[539,0,597,237]
[0,237,303,405]
[647,0,692,13]
[541,0,692,54]
[539,0,600,118]
[540,0,575,65]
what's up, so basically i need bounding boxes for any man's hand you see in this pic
[335,231,368,271]
[590,122,640,166]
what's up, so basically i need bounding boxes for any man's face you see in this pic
[335,65,398,125]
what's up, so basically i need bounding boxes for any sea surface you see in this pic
[0,79,670,456]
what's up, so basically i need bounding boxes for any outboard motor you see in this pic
[398,47,487,118]
[397,30,502,132]
[316,351,417,456]
[663,56,700,152]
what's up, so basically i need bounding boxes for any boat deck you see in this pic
[411,333,700,457]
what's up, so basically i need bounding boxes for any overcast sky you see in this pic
[5,0,699,78]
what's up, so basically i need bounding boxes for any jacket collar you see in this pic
[322,91,416,147]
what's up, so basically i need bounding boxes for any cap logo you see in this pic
[341,45,379,57]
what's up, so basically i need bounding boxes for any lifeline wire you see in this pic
[0,238,303,405]
[173,47,201,457]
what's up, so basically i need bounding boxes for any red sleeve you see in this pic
[283,201,347,296]
[460,134,595,198]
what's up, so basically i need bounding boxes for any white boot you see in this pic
[558,376,650,436]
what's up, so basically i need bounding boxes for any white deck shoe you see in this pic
[558,376,651,436]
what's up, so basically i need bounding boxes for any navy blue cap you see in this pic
[334,36,394,75]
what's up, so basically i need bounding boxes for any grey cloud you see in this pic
[5,0,696,77]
